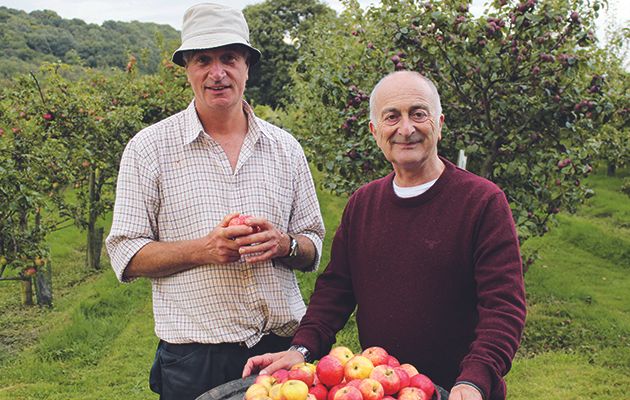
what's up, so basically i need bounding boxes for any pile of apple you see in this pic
[244,346,436,400]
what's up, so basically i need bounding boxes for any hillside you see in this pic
[0,7,180,79]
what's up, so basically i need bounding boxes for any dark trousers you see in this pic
[149,334,292,400]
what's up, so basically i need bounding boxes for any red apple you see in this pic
[317,355,345,387]
[344,355,374,381]
[369,365,401,395]
[358,378,385,400]
[398,364,419,378]
[362,347,389,366]
[397,387,427,400]
[272,369,290,384]
[333,386,362,400]
[228,213,261,232]
[385,355,400,368]
[281,380,310,400]
[393,367,410,390]
[329,346,354,366]
[345,380,362,390]
[289,363,315,386]
[409,374,435,399]
[309,383,328,400]
[327,384,345,400]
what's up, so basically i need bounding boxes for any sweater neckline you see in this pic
[387,156,455,207]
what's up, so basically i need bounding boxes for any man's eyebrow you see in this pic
[380,107,399,116]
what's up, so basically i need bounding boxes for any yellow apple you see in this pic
[344,355,374,381]
[329,346,354,366]
[246,383,269,400]
[280,379,309,400]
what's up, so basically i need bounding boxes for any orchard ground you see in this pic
[0,167,628,399]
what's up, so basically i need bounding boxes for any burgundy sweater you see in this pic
[293,158,526,400]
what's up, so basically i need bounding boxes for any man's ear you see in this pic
[369,121,376,138]
[437,114,445,141]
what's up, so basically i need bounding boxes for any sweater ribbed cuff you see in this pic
[456,360,492,400]
[453,381,486,400]
[291,329,323,360]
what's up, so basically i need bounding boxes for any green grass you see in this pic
[1,167,629,399]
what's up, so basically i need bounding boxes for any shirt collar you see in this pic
[183,100,277,145]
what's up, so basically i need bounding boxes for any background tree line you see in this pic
[0,6,180,79]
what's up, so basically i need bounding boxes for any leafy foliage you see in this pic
[288,0,622,245]
[0,55,191,300]
[243,0,336,108]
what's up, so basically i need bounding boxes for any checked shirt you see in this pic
[106,101,324,347]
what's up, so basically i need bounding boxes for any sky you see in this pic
[0,0,627,42]
[1,0,628,31]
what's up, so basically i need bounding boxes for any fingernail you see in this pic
[260,370,267,375]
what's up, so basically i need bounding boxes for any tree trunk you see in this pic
[22,278,33,306]
[607,162,616,177]
[35,264,53,307]
[86,168,103,270]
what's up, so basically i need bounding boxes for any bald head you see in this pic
[369,71,442,124]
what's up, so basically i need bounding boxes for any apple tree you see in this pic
[25,63,148,271]
[288,0,616,252]
[0,75,66,305]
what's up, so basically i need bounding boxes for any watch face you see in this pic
[289,236,298,257]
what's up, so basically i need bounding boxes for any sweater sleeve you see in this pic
[456,191,527,400]
[291,197,358,359]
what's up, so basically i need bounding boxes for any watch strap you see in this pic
[288,344,311,362]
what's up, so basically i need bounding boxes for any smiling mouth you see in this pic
[392,139,422,145]
[206,85,231,91]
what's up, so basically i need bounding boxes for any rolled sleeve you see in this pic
[288,147,325,272]
[106,136,160,282]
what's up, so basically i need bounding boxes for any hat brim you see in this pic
[172,33,261,67]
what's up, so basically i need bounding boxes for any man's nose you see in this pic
[208,61,226,81]
[398,116,415,136]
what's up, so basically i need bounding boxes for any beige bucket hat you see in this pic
[172,3,261,67]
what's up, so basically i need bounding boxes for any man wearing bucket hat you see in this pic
[106,3,324,399]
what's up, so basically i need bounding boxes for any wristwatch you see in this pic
[287,234,299,258]
[288,345,312,362]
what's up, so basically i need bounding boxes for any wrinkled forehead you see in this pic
[374,77,435,113]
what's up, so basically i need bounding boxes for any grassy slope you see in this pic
[0,168,628,399]
[507,169,630,398]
